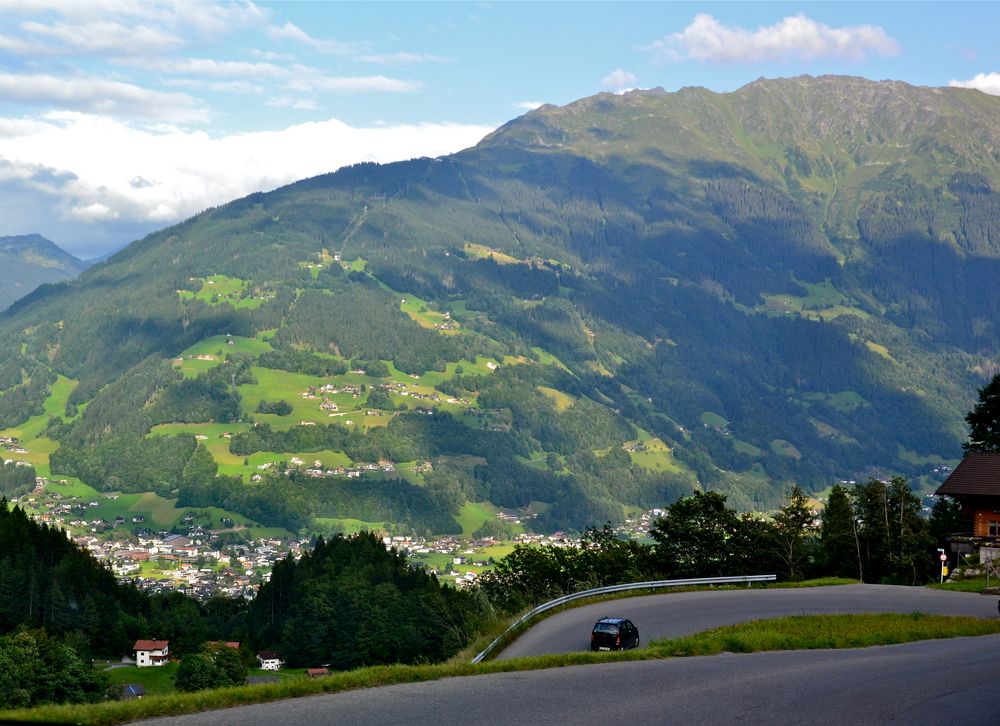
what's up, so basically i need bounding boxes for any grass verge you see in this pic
[12,604,997,724]
[648,612,1000,656]
[928,576,990,593]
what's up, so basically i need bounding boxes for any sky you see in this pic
[1,1,999,259]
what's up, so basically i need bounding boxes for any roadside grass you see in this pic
[7,608,999,725]
[648,613,1000,656]
[929,575,991,593]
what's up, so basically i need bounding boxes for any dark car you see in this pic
[590,617,639,651]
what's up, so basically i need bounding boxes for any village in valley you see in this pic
[12,459,663,600]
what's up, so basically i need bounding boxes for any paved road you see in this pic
[135,586,1000,725]
[498,583,1000,658]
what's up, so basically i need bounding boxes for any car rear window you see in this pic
[593,623,619,634]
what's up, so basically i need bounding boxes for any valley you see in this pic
[2,76,999,548]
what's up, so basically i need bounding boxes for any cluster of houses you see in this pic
[132,639,285,672]
[300,380,469,414]
[59,527,306,599]
[0,435,29,456]
[251,458,400,482]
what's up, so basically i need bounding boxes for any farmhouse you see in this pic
[133,639,170,667]
[935,452,1000,537]
[257,650,283,671]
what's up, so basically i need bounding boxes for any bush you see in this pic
[174,645,248,693]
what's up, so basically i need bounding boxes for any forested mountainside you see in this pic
[0,235,88,312]
[2,75,998,534]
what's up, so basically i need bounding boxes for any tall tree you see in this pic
[928,496,966,543]
[820,485,861,580]
[650,491,741,577]
[965,373,1000,451]
[770,485,817,581]
[850,477,932,585]
[885,476,934,585]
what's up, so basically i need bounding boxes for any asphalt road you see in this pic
[497,583,1000,659]
[135,585,1000,725]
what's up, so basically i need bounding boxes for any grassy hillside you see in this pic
[1,75,997,534]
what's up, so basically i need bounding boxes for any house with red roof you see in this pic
[133,639,170,667]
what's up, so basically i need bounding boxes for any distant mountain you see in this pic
[0,234,89,311]
[1,76,998,533]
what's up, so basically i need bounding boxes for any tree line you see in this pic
[480,479,958,613]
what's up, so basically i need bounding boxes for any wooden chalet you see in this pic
[935,452,1000,537]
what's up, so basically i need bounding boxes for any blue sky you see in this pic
[1,1,998,258]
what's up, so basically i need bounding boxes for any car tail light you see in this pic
[615,634,621,647]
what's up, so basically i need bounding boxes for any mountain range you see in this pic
[2,75,998,534]
[0,234,89,312]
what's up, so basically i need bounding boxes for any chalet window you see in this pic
[989,521,1000,537]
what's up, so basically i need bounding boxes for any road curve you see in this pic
[137,636,1000,726]
[497,583,1000,659]
[134,586,1000,726]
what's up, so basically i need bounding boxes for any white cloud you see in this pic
[513,101,544,110]
[0,73,206,122]
[0,0,268,37]
[19,19,184,55]
[0,31,39,53]
[266,21,358,54]
[651,13,901,63]
[134,57,289,78]
[0,112,496,254]
[601,68,636,93]
[949,72,1000,96]
[72,202,118,221]
[164,79,264,95]
[288,73,422,94]
[266,97,319,110]
[357,52,448,66]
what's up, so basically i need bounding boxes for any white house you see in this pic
[133,639,170,667]
[257,650,283,671]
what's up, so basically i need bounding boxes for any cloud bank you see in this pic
[950,72,1000,96]
[652,13,901,63]
[601,68,636,93]
[0,114,495,256]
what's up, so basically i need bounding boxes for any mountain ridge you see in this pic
[0,234,89,312]
[1,75,997,533]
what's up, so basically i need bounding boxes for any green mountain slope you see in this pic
[2,76,998,533]
[0,234,89,312]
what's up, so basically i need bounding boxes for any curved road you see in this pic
[497,583,1000,659]
[137,586,1000,725]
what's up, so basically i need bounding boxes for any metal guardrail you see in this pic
[471,573,777,664]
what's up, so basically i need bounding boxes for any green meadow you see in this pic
[456,501,501,536]
[759,278,869,322]
[178,275,269,310]
[399,293,462,335]
[173,336,274,378]
[625,436,686,475]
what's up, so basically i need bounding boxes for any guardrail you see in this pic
[471,573,777,664]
